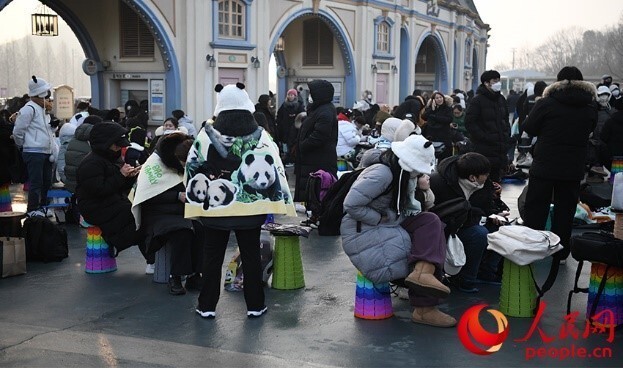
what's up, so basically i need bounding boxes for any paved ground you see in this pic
[1,177,622,367]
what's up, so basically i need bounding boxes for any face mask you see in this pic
[308,96,314,104]
[491,82,502,93]
[598,95,610,105]
[367,94,372,100]
[612,89,620,97]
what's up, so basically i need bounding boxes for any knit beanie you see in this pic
[213,83,255,117]
[287,88,298,96]
[28,75,51,97]
[597,86,612,97]
[390,135,435,174]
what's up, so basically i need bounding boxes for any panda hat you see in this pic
[213,83,258,137]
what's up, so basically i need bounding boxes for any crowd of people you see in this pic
[1,65,621,328]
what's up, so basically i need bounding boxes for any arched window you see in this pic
[373,16,394,59]
[218,0,245,39]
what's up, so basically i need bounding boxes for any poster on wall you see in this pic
[150,79,165,122]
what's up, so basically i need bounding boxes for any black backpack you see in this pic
[23,216,69,262]
[317,168,392,236]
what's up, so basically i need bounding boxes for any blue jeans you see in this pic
[457,224,501,283]
[22,152,53,212]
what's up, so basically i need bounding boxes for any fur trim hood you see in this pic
[543,80,597,106]
[155,132,192,174]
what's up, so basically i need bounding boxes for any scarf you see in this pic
[129,152,183,229]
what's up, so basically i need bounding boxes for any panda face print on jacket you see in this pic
[236,153,283,201]
[186,173,238,210]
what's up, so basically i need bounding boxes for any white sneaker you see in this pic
[196,309,216,319]
[295,203,307,213]
[247,306,268,318]
[27,209,46,218]
[145,263,155,275]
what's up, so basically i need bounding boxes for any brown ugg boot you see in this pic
[404,261,450,298]
[411,307,457,327]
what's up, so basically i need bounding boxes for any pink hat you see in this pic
[287,89,298,96]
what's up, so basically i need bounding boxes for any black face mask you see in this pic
[45,91,51,99]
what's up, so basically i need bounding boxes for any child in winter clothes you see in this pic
[336,111,361,163]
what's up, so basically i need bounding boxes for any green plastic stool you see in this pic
[499,258,537,317]
[271,235,305,290]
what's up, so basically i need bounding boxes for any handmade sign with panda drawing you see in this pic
[184,83,296,218]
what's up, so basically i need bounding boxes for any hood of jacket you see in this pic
[435,155,462,194]
[88,122,128,153]
[543,80,597,106]
[75,122,94,141]
[308,80,334,106]
[155,132,189,174]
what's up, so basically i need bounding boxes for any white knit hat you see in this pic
[597,86,611,96]
[391,134,435,174]
[28,75,51,97]
[393,119,422,142]
[213,83,255,117]
[380,117,402,141]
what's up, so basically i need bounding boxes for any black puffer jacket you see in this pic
[600,110,623,163]
[294,80,338,202]
[76,123,140,251]
[276,100,305,144]
[524,80,598,181]
[429,155,495,228]
[0,120,15,185]
[140,133,194,254]
[465,85,511,169]
[422,97,454,150]
[63,123,93,193]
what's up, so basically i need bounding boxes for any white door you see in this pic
[375,74,388,104]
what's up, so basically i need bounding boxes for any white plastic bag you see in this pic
[444,234,466,275]
[487,225,562,266]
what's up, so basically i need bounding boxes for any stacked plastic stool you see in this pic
[153,244,172,284]
[354,271,393,320]
[271,234,305,290]
[499,258,537,317]
[85,225,117,273]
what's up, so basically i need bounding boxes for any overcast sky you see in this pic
[472,0,623,69]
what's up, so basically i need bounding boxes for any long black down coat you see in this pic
[139,133,194,254]
[76,123,141,252]
[465,85,511,170]
[523,80,598,181]
[294,80,338,202]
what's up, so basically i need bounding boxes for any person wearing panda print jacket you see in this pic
[187,83,295,320]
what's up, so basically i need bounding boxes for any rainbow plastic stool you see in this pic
[271,235,305,290]
[85,225,117,274]
[354,271,393,320]
[499,258,537,317]
[587,263,623,328]
[0,183,12,212]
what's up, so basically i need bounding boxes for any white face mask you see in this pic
[308,96,314,104]
[491,82,502,93]
[467,179,485,190]
[612,89,620,97]
[598,95,610,105]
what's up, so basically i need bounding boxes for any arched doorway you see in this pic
[270,9,356,108]
[0,0,180,116]
[414,33,449,94]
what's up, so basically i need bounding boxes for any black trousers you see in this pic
[165,228,202,276]
[197,226,264,312]
[523,176,580,258]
